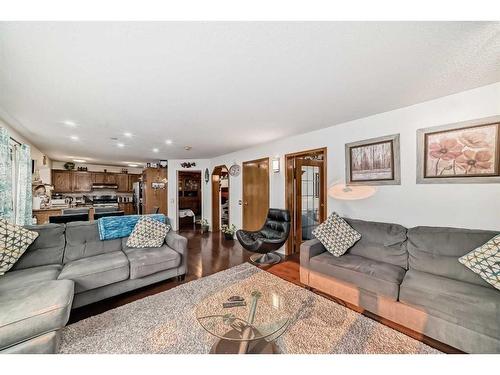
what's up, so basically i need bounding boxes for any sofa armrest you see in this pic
[165,231,188,276]
[300,239,326,285]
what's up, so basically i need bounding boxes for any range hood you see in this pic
[92,183,118,189]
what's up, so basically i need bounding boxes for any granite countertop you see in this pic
[33,205,94,212]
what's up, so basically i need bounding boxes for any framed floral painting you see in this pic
[417,116,500,184]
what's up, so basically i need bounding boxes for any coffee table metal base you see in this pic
[209,328,279,354]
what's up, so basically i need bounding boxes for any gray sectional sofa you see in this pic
[300,218,499,354]
[0,218,187,353]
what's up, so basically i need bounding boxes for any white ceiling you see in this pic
[0,21,499,165]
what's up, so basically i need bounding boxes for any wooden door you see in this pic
[285,147,327,254]
[52,170,73,192]
[116,174,129,192]
[211,173,221,231]
[294,159,325,251]
[242,158,269,231]
[72,172,92,192]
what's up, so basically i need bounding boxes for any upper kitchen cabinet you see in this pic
[92,172,117,184]
[72,171,93,192]
[128,174,141,192]
[116,173,129,192]
[92,172,105,184]
[52,170,72,192]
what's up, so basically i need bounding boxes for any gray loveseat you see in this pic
[0,218,187,353]
[300,218,499,353]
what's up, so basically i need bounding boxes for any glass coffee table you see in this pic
[195,288,290,354]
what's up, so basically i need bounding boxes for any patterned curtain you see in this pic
[0,128,13,222]
[13,144,32,225]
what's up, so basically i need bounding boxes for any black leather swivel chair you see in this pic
[236,208,291,265]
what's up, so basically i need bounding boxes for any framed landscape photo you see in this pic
[417,116,500,184]
[345,134,400,186]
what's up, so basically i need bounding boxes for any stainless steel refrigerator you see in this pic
[132,181,143,215]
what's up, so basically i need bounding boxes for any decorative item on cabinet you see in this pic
[159,160,168,168]
[63,162,75,170]
[180,162,196,168]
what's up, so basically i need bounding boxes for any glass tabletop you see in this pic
[195,288,290,343]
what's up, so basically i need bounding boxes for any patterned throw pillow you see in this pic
[0,219,39,275]
[312,213,361,257]
[459,234,500,290]
[126,216,170,248]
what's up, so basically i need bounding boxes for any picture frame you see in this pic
[345,134,401,186]
[416,116,500,184]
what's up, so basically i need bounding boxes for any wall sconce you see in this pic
[272,157,280,173]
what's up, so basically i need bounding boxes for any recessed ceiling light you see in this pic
[128,164,138,167]
[124,132,133,138]
[165,139,173,145]
[70,135,79,141]
[184,146,192,151]
[62,120,77,127]
[73,159,86,163]
[117,143,125,148]
[152,148,159,153]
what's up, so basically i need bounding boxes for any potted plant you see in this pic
[221,224,237,240]
[200,218,210,234]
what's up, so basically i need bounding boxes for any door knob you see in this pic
[244,201,248,206]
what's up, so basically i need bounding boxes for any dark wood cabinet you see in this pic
[72,172,92,192]
[92,172,105,184]
[53,170,141,193]
[128,174,140,192]
[52,170,73,192]
[104,173,116,184]
[118,202,135,215]
[116,174,129,192]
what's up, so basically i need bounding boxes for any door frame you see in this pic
[176,169,202,231]
[211,165,229,232]
[285,147,327,255]
[242,157,270,231]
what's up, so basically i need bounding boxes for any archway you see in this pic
[211,165,229,232]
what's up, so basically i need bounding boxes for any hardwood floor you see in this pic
[68,228,461,354]
[69,228,293,323]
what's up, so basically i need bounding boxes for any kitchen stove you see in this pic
[92,195,119,208]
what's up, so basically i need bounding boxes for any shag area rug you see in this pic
[60,263,440,354]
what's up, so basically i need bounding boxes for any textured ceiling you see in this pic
[0,21,499,165]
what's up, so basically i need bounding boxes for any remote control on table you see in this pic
[222,301,247,308]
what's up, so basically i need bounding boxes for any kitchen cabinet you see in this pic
[92,172,105,184]
[33,208,62,225]
[53,170,141,193]
[128,174,140,192]
[52,170,72,192]
[116,173,129,192]
[72,172,92,192]
[119,202,135,215]
[104,173,116,184]
[92,172,118,184]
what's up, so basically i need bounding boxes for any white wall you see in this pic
[210,82,500,231]
[0,118,52,183]
[167,159,211,231]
